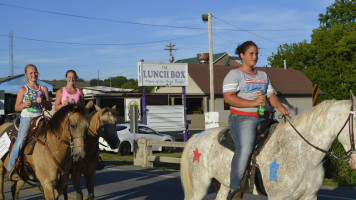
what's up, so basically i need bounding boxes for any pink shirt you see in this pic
[61,87,81,105]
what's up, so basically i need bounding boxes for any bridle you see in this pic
[33,112,86,175]
[283,99,355,162]
[88,110,115,136]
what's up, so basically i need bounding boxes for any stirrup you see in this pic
[96,156,105,170]
[227,187,241,200]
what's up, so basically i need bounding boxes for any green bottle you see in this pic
[26,94,34,112]
[257,91,265,117]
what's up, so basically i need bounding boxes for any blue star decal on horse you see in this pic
[269,158,279,182]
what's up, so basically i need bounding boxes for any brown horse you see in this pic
[0,104,88,200]
[65,103,120,200]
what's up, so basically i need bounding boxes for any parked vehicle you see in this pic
[99,123,176,156]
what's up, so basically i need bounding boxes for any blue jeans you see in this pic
[229,114,262,190]
[7,117,33,170]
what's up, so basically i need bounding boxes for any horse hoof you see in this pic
[76,193,83,200]
[87,194,94,200]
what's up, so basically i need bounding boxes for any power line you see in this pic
[0,32,207,46]
[212,16,281,45]
[0,3,312,32]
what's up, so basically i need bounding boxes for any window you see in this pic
[187,98,203,114]
[116,125,127,131]
[138,126,156,134]
[147,95,168,105]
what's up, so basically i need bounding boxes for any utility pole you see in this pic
[202,13,219,129]
[202,13,214,112]
[164,42,177,63]
[9,31,14,76]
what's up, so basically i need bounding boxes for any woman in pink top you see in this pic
[55,70,85,111]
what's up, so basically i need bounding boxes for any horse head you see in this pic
[65,104,89,162]
[335,90,356,170]
[94,104,120,149]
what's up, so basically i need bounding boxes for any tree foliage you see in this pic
[267,40,314,72]
[89,76,139,90]
[267,0,356,100]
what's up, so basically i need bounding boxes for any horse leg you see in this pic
[215,183,229,200]
[11,180,25,200]
[0,161,5,200]
[189,175,211,200]
[84,169,96,200]
[71,168,84,200]
[41,181,59,200]
[299,166,324,200]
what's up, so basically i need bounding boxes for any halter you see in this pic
[33,112,86,175]
[283,99,355,162]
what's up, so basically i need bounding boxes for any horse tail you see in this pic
[180,134,196,200]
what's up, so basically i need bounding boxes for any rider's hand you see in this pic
[36,96,42,104]
[23,100,31,108]
[277,105,290,116]
[253,95,266,107]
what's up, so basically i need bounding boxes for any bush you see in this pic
[323,140,356,186]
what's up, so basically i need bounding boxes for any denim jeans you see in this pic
[7,117,33,170]
[229,114,262,190]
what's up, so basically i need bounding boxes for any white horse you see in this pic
[181,93,356,200]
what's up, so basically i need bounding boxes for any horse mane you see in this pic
[40,104,87,136]
[281,100,337,130]
[87,106,118,121]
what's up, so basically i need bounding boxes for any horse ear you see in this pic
[86,101,94,110]
[112,105,117,110]
[94,104,101,112]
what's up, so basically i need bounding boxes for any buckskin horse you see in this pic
[181,91,356,200]
[64,102,120,200]
[0,104,88,200]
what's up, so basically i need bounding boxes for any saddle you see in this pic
[218,118,278,196]
[7,115,49,184]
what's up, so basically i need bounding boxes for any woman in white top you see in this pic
[7,64,51,180]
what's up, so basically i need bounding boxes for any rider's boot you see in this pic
[6,166,20,181]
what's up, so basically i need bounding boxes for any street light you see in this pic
[201,13,214,112]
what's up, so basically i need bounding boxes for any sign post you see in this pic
[138,62,189,140]
[312,83,319,106]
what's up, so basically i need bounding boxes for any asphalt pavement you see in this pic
[1,165,355,199]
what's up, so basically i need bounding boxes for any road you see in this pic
[2,165,355,199]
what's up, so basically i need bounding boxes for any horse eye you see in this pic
[70,124,76,129]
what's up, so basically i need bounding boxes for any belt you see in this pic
[230,108,269,117]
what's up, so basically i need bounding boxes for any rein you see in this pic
[283,103,355,162]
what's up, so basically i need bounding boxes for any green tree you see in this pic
[267,0,356,100]
[267,40,314,72]
[306,22,356,100]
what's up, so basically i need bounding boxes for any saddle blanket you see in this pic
[0,132,11,159]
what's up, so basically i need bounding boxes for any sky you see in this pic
[0,0,334,81]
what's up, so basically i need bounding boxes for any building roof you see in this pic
[83,86,134,93]
[175,52,228,64]
[0,74,53,93]
[187,64,322,95]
